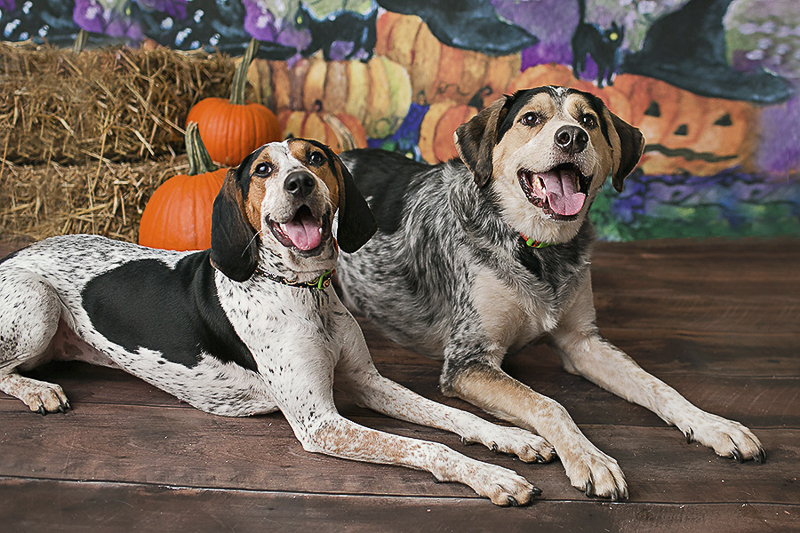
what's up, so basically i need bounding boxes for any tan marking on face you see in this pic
[243,149,272,231]
[287,139,340,209]
[492,91,556,166]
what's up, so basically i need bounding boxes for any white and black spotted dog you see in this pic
[0,138,556,506]
[336,87,765,500]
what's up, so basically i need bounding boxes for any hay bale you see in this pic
[0,41,237,165]
[0,156,190,243]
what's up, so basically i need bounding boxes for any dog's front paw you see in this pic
[468,463,543,506]
[561,448,627,500]
[466,426,556,463]
[681,412,765,463]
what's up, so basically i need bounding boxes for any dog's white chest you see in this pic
[217,275,343,368]
[471,270,560,353]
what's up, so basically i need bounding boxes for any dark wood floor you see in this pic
[0,237,798,532]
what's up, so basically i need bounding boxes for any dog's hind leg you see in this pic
[0,274,70,414]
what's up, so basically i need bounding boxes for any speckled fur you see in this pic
[337,88,765,500]
[0,139,555,507]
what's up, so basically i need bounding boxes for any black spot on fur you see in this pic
[82,252,258,372]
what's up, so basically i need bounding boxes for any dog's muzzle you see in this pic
[269,172,331,253]
[518,163,590,219]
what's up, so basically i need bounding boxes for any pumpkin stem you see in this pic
[230,38,261,106]
[186,122,218,175]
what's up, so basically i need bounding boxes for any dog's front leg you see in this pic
[301,414,541,506]
[442,357,628,500]
[270,346,540,506]
[550,279,765,463]
[334,329,556,464]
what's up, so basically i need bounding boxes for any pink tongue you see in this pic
[540,168,586,216]
[281,212,322,251]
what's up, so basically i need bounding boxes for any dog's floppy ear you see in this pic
[331,150,377,253]
[454,96,510,188]
[210,165,260,282]
[609,112,645,192]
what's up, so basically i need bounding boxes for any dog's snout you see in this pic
[284,171,316,198]
[554,125,588,154]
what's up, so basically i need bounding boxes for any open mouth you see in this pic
[269,206,330,254]
[517,163,591,220]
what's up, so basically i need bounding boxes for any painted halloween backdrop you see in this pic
[2,0,798,239]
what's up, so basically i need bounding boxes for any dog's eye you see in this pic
[254,162,273,176]
[520,112,542,127]
[308,151,327,166]
[580,114,597,129]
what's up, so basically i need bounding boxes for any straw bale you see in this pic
[0,156,190,243]
[0,41,237,165]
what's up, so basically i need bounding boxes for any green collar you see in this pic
[261,269,335,290]
[520,233,553,249]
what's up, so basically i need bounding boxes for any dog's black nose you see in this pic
[555,125,588,154]
[284,171,316,198]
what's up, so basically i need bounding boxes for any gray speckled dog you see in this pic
[0,139,553,506]
[336,87,765,500]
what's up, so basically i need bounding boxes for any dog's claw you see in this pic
[729,437,744,463]
[535,452,545,463]
[530,487,543,498]
[37,406,46,416]
[460,436,474,446]
[732,447,744,463]
[490,442,499,453]
[685,428,694,444]
[584,477,595,497]
[755,447,767,464]
[507,496,520,507]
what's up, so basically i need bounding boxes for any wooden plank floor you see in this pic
[0,237,798,532]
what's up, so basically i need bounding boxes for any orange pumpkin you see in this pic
[187,39,281,166]
[376,11,520,107]
[278,101,368,153]
[613,74,756,175]
[248,55,411,139]
[419,101,479,163]
[138,123,227,251]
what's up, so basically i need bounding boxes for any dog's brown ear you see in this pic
[210,168,259,282]
[332,152,377,253]
[609,112,645,192]
[455,96,509,188]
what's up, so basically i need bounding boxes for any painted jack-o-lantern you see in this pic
[613,74,756,175]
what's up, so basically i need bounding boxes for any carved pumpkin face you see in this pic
[613,74,756,175]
